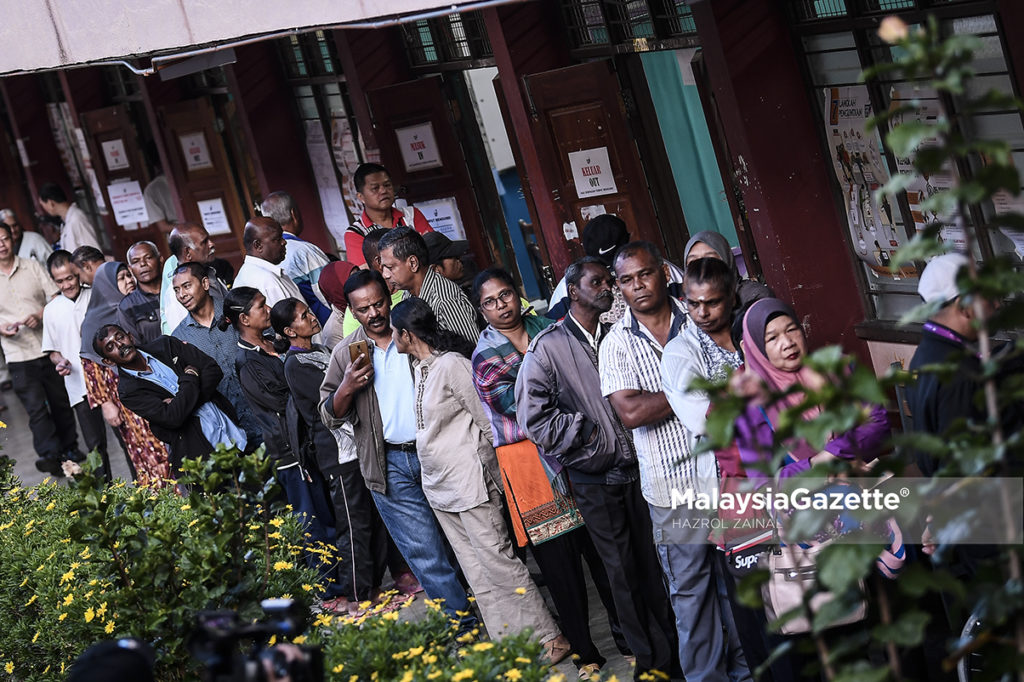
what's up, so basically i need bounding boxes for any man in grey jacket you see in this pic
[318,268,473,629]
[515,256,676,681]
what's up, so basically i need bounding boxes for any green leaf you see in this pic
[817,543,880,592]
[834,661,891,682]
[886,120,946,157]
[872,610,930,647]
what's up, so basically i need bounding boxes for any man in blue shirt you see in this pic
[170,262,262,448]
[94,324,246,471]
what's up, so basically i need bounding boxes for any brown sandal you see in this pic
[542,635,572,666]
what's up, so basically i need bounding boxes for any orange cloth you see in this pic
[495,440,584,548]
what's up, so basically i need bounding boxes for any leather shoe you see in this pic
[34,457,65,477]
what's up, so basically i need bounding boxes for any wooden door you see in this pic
[79,104,162,259]
[158,98,247,268]
[523,60,663,267]
[366,76,489,268]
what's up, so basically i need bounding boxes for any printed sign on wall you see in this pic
[568,147,617,198]
[396,123,442,172]
[101,139,130,172]
[179,132,213,172]
[107,180,149,226]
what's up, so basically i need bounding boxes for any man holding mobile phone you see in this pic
[319,268,476,633]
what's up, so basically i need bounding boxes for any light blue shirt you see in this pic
[124,351,247,451]
[372,340,417,444]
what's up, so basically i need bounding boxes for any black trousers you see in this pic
[325,460,389,602]
[531,524,632,668]
[573,479,678,680]
[73,400,111,480]
[9,356,77,460]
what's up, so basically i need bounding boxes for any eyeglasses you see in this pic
[480,288,517,310]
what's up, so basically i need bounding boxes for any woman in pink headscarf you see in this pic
[317,260,357,349]
[731,298,889,480]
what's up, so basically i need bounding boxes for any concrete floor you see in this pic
[0,385,635,680]
[0,385,134,485]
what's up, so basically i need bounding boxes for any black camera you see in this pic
[189,598,323,682]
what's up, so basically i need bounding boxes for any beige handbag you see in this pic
[762,541,867,635]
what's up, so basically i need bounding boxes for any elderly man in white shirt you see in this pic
[2,209,53,266]
[40,250,110,478]
[233,217,304,307]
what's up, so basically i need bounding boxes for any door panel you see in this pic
[524,60,663,266]
[79,104,162,259]
[159,99,247,268]
[366,76,489,268]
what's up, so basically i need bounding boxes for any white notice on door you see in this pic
[414,197,466,240]
[107,180,149,226]
[197,198,231,236]
[179,132,213,171]
[395,122,443,172]
[102,139,130,172]
[568,147,617,198]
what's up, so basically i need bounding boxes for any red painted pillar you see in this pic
[690,0,869,355]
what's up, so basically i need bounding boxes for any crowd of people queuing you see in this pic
[0,161,1006,682]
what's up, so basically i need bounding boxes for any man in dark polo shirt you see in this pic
[117,241,163,345]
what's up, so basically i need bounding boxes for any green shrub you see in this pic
[0,447,316,680]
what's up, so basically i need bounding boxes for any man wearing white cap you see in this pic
[906,252,1008,475]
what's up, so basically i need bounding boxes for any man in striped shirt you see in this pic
[600,241,749,682]
[378,227,480,345]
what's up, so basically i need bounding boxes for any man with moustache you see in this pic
[516,256,677,681]
[171,262,262,448]
[94,323,245,468]
[118,241,164,345]
[318,268,475,632]
[41,250,109,477]
[601,242,749,682]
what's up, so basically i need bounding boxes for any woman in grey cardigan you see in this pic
[390,297,570,662]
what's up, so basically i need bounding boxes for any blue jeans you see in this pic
[277,463,347,599]
[371,448,474,628]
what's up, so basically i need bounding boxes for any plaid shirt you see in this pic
[471,315,553,448]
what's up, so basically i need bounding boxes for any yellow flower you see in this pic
[505,670,523,681]
[58,613,68,621]
[408,646,424,657]
[269,517,285,528]
[423,654,438,664]
[32,631,40,643]
[514,587,527,595]
[60,569,75,584]
[45,501,56,511]
[85,608,95,623]
[392,651,407,661]
[63,593,74,606]
[428,673,442,680]
[301,584,314,592]
[382,611,399,621]
[452,669,475,682]
[19,577,27,587]
[4,662,13,674]
[105,621,115,634]
[471,642,494,652]
[96,602,108,618]
[515,657,532,665]
[332,664,344,674]
[24,595,37,607]
[292,635,306,644]
[272,561,291,571]
[400,671,414,682]
[80,547,91,559]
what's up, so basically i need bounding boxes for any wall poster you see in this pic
[823,86,915,278]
